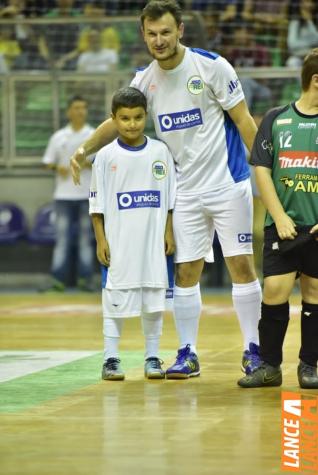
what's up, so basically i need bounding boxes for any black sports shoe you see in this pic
[102,358,125,381]
[298,360,318,389]
[237,363,282,388]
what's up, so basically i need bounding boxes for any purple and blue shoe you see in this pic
[166,344,200,379]
[241,342,261,375]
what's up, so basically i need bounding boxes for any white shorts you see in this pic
[173,179,254,263]
[102,287,166,318]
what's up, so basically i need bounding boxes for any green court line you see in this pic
[0,350,173,414]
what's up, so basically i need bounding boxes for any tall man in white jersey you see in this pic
[70,0,262,379]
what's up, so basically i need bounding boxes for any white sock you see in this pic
[232,280,261,350]
[141,312,163,359]
[103,318,124,361]
[173,283,201,354]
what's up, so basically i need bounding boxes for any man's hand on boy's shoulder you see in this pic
[70,146,86,185]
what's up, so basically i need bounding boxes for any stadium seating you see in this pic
[28,203,56,245]
[0,202,28,244]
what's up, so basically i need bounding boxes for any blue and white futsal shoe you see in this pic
[165,344,200,379]
[144,357,165,379]
[102,358,125,381]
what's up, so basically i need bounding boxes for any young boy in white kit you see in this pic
[89,86,176,380]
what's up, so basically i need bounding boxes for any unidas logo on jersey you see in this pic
[158,108,203,132]
[117,190,160,210]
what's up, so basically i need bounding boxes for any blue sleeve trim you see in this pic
[223,111,250,182]
[190,48,219,60]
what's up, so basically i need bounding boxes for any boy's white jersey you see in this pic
[89,137,176,290]
[131,47,250,195]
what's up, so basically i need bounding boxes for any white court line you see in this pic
[0,350,99,383]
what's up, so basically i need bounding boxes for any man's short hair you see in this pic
[67,95,87,108]
[301,48,318,91]
[111,87,147,115]
[141,0,182,28]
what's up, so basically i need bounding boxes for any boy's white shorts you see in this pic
[102,287,166,318]
[173,179,254,263]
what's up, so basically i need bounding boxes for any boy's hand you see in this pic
[310,224,318,240]
[96,239,110,266]
[275,214,297,240]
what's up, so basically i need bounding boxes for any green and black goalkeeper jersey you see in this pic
[251,102,318,227]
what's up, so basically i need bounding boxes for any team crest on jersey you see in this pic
[187,76,204,95]
[152,161,167,180]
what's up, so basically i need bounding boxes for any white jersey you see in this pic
[89,137,176,290]
[42,124,95,200]
[131,47,250,195]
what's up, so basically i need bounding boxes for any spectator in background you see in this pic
[287,0,318,67]
[204,11,222,53]
[227,22,272,116]
[77,29,118,72]
[106,0,147,14]
[0,52,8,72]
[0,0,30,40]
[13,27,49,69]
[23,0,51,16]
[41,96,95,292]
[242,0,289,65]
[191,0,238,21]
[38,0,80,69]
[56,0,121,70]
[0,22,21,68]
[78,0,120,55]
[227,21,271,68]
[0,0,48,70]
[198,2,242,56]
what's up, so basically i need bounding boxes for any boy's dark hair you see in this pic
[111,87,147,115]
[67,95,87,108]
[141,0,182,28]
[301,48,318,91]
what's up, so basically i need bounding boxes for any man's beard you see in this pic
[151,44,179,62]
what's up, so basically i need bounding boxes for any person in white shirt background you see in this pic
[70,0,262,381]
[42,95,95,292]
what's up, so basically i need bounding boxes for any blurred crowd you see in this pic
[0,0,317,74]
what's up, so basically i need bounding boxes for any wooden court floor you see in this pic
[0,290,316,475]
